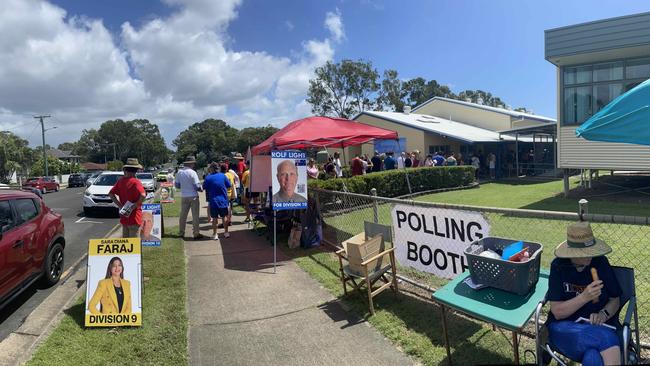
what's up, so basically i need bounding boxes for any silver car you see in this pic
[85,171,102,187]
[136,172,157,192]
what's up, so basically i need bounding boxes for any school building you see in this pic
[351,97,556,177]
[545,11,650,195]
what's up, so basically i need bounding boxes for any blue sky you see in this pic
[2,0,649,147]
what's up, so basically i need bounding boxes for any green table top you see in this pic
[432,269,549,331]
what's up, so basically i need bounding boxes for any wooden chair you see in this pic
[335,222,398,315]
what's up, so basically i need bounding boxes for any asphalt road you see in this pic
[0,187,119,341]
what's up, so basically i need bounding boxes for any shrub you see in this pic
[308,166,475,197]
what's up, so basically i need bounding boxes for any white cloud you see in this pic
[285,20,294,31]
[0,0,344,148]
[325,8,345,43]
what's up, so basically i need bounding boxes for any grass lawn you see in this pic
[417,178,650,216]
[159,199,180,217]
[27,228,187,366]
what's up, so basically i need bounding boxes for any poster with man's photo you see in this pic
[85,238,143,327]
[271,150,308,211]
[141,203,162,246]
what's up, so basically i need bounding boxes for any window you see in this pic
[562,57,650,126]
[0,201,14,232]
[429,145,450,155]
[14,199,39,223]
[625,58,650,79]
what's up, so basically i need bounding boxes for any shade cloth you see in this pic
[252,116,398,154]
[575,79,650,146]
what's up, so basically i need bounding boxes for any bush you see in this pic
[308,166,475,197]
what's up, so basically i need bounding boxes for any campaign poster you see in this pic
[271,150,307,211]
[85,238,143,327]
[391,204,490,279]
[159,182,175,203]
[141,203,162,246]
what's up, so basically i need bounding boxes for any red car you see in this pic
[0,190,65,309]
[22,177,60,194]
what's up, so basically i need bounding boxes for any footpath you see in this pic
[172,194,414,366]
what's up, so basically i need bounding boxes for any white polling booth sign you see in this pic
[391,204,490,279]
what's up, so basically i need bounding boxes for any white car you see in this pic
[136,172,157,192]
[83,171,124,215]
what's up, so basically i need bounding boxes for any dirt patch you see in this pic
[567,173,650,204]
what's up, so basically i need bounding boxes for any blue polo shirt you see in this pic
[433,155,445,166]
[383,156,396,170]
[202,173,231,209]
[547,256,621,326]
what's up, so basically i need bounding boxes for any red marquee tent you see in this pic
[252,116,398,155]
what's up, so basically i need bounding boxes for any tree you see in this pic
[307,59,380,118]
[0,132,34,182]
[377,69,406,112]
[107,160,123,171]
[457,90,506,108]
[235,126,279,153]
[57,142,77,152]
[30,156,64,176]
[173,119,239,166]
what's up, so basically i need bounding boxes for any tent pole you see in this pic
[273,210,277,274]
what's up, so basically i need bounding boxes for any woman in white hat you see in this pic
[547,221,621,365]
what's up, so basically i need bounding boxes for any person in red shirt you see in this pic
[350,155,364,176]
[109,158,146,238]
[234,153,247,178]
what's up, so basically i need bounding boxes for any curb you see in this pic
[0,223,121,366]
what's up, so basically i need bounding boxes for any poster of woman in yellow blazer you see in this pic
[88,256,132,315]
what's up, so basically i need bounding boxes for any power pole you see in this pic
[34,115,51,176]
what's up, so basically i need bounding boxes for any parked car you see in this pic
[156,171,168,182]
[22,177,59,194]
[136,172,157,192]
[85,171,102,187]
[0,190,65,310]
[83,172,124,215]
[68,173,86,187]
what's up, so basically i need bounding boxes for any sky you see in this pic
[1,0,649,149]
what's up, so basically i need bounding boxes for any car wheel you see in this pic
[42,242,64,286]
[42,187,47,194]
[55,185,59,192]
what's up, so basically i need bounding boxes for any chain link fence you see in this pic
[311,187,650,349]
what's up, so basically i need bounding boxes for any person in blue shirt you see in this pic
[547,221,621,366]
[202,163,231,240]
[383,152,396,170]
[432,151,446,166]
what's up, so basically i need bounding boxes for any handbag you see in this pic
[288,225,302,249]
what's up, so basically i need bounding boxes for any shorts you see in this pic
[548,320,619,362]
[209,206,228,218]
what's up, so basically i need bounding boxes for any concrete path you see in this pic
[174,196,414,366]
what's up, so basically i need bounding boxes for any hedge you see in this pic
[308,166,475,197]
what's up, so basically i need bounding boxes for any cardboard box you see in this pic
[343,234,385,275]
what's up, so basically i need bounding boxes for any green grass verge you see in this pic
[27,228,187,366]
[160,199,181,217]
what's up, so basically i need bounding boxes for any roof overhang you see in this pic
[546,44,650,67]
[499,123,557,136]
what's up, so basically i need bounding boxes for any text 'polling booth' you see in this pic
[392,204,490,279]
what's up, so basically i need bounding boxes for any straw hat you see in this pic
[234,153,245,160]
[123,158,143,169]
[554,221,612,258]
[184,156,197,164]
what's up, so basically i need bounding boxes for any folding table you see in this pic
[431,270,549,365]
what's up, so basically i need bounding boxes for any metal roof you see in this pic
[359,111,536,143]
[411,97,556,123]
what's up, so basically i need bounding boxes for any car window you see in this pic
[27,178,38,183]
[14,199,39,223]
[94,174,122,186]
[0,200,14,232]
[136,173,153,179]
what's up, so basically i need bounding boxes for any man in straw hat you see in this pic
[175,156,203,239]
[109,158,147,238]
[547,221,621,365]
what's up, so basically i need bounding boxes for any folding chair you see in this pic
[534,266,640,365]
[335,222,398,315]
